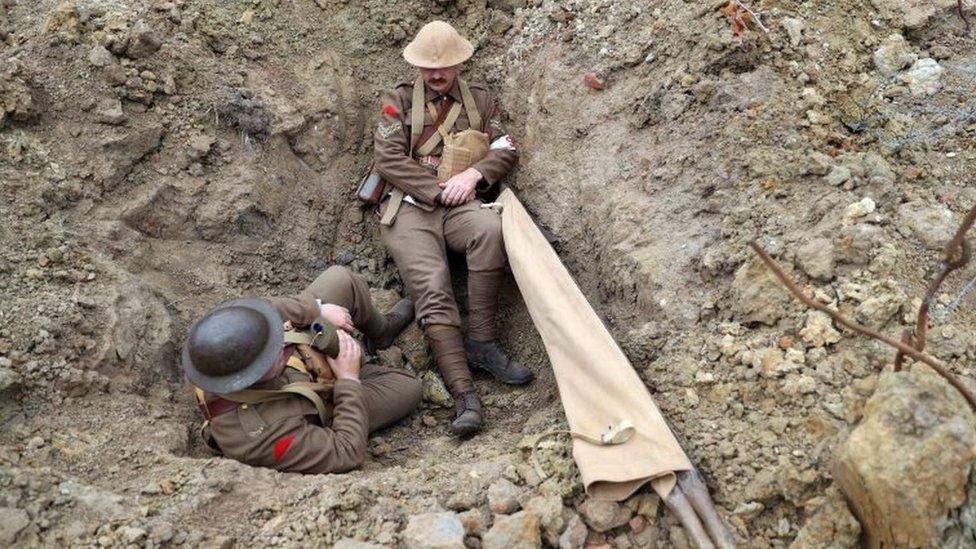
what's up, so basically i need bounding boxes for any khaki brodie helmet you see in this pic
[403,20,474,69]
[181,298,283,394]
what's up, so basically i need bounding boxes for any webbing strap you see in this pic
[283,331,315,345]
[222,381,335,427]
[385,78,479,226]
[458,79,482,132]
[410,77,424,156]
[417,101,462,155]
[530,420,636,480]
[380,188,404,226]
[383,77,432,228]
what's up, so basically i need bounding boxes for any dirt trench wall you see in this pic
[3,0,976,547]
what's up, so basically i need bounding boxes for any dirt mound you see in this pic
[2,0,976,547]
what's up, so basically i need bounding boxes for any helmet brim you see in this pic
[402,39,473,69]
[181,298,283,394]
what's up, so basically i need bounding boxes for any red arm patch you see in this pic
[381,104,398,117]
[273,434,296,462]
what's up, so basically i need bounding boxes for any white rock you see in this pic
[872,34,917,75]
[800,312,842,347]
[796,375,818,394]
[781,17,804,46]
[402,512,465,549]
[900,58,943,96]
[845,197,876,219]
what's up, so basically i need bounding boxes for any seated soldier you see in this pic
[181,266,422,473]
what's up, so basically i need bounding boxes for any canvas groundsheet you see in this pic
[498,188,692,500]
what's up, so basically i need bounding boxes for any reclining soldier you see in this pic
[181,266,421,473]
[372,20,533,436]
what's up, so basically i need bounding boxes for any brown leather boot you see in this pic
[451,391,484,436]
[426,324,482,435]
[363,298,414,354]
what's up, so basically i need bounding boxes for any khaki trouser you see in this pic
[299,266,421,429]
[379,199,506,328]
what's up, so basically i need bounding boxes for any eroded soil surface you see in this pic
[2,0,976,547]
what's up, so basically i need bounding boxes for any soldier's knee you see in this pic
[321,265,354,282]
[481,212,503,237]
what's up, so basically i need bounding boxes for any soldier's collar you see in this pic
[424,79,462,103]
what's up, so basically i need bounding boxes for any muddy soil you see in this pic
[2,0,976,547]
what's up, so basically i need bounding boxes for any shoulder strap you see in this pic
[221,381,336,427]
[458,79,482,132]
[416,101,461,156]
[410,77,425,157]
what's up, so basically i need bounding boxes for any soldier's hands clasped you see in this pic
[320,303,355,333]
[438,167,480,206]
[326,330,362,381]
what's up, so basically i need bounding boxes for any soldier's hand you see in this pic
[326,330,362,381]
[320,303,355,333]
[438,168,481,206]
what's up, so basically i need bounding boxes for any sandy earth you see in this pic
[2,0,976,547]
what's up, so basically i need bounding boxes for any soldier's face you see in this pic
[420,65,460,94]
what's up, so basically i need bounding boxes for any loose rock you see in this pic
[897,201,956,250]
[126,20,162,59]
[799,311,841,347]
[482,511,541,549]
[487,478,522,514]
[900,58,943,96]
[579,499,631,532]
[873,34,917,75]
[796,238,835,281]
[403,512,466,549]
[834,371,975,547]
[558,512,587,549]
[730,257,792,326]
[96,97,126,125]
[0,507,30,545]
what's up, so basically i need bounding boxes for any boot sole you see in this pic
[471,363,535,385]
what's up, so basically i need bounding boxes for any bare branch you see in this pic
[748,242,976,411]
[738,1,770,34]
[896,204,976,366]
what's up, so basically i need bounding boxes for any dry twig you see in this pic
[894,203,976,370]
[748,242,976,411]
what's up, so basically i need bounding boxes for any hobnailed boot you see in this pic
[363,298,415,354]
[451,391,484,436]
[466,339,534,385]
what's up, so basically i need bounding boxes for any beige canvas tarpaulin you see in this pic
[497,188,693,501]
